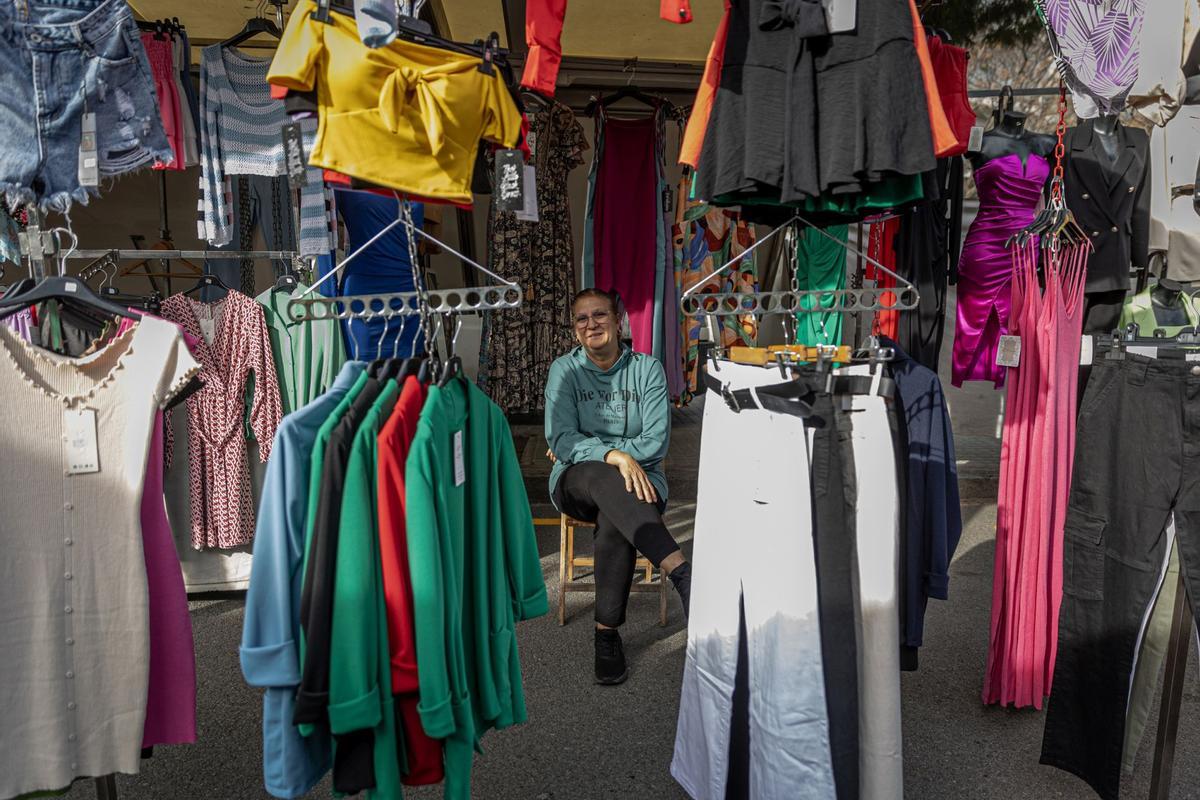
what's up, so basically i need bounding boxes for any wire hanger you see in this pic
[297,196,519,300]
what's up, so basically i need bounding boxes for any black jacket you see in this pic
[1062,119,1151,293]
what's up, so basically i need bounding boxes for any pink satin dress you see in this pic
[952,153,1050,387]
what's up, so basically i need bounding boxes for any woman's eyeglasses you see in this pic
[574,310,612,328]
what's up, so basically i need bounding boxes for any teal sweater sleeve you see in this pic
[607,356,670,464]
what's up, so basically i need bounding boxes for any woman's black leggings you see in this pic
[554,461,680,627]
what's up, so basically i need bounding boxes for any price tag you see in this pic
[79,112,99,187]
[996,335,1021,368]
[967,126,985,153]
[494,149,525,212]
[64,408,99,474]
[282,123,308,187]
[515,165,539,223]
[823,0,857,33]
[453,430,466,487]
[1079,334,1093,366]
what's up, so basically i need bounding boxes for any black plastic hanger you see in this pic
[585,86,663,117]
[436,355,461,387]
[220,15,281,49]
[183,273,236,297]
[0,276,138,322]
[273,271,299,292]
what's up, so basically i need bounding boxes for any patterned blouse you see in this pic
[162,291,283,549]
[1046,0,1147,118]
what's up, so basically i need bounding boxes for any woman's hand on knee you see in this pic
[604,450,657,504]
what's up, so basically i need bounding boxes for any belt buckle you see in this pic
[721,382,741,413]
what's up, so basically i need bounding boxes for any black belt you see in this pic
[703,372,894,417]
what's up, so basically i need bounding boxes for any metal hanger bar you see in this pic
[62,249,300,260]
[966,87,1065,98]
[682,288,920,318]
[286,285,524,323]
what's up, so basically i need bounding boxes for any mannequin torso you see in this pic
[967,111,1057,171]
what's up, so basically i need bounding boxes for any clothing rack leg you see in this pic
[1148,572,1192,799]
[157,171,172,295]
[94,774,118,799]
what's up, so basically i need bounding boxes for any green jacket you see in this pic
[329,380,403,798]
[405,377,548,799]
[544,345,671,505]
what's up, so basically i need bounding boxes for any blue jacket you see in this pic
[882,337,963,653]
[239,362,365,798]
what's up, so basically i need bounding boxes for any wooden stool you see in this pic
[554,515,669,627]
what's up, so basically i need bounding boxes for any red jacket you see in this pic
[376,376,444,785]
[521,0,693,95]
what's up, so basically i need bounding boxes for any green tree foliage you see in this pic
[922,0,1046,47]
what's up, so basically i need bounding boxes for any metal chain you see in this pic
[1050,80,1068,209]
[401,201,432,354]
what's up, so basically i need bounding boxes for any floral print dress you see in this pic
[479,100,587,415]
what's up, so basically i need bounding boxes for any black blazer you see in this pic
[1062,120,1151,293]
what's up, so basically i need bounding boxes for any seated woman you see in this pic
[544,288,691,685]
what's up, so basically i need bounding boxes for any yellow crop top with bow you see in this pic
[268,3,523,202]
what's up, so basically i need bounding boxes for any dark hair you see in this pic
[571,288,621,317]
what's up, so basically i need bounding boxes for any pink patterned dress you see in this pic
[161,291,282,549]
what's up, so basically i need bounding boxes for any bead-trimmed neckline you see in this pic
[0,315,142,408]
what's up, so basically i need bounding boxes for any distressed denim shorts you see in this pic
[0,0,173,212]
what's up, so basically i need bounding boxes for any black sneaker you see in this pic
[669,561,692,621]
[594,628,629,685]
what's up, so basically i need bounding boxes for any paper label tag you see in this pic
[526,129,537,159]
[663,185,674,214]
[1079,334,1094,366]
[64,408,99,474]
[996,335,1022,367]
[453,430,466,487]
[495,149,525,211]
[198,316,217,344]
[515,165,539,222]
[79,112,99,187]
[967,125,985,153]
[282,123,308,186]
[823,0,857,33]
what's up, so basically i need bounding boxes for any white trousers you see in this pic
[672,362,836,800]
[837,366,904,799]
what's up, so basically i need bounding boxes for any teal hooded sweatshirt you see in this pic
[545,344,671,508]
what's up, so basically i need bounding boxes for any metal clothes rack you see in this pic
[287,285,523,323]
[680,216,921,361]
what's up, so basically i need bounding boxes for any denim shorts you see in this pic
[0,0,173,212]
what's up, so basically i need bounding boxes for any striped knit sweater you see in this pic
[197,45,334,257]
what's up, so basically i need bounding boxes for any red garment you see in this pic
[592,113,661,356]
[926,36,976,156]
[679,0,731,168]
[376,376,444,785]
[866,218,901,340]
[521,0,693,95]
[142,33,185,171]
[906,0,957,158]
